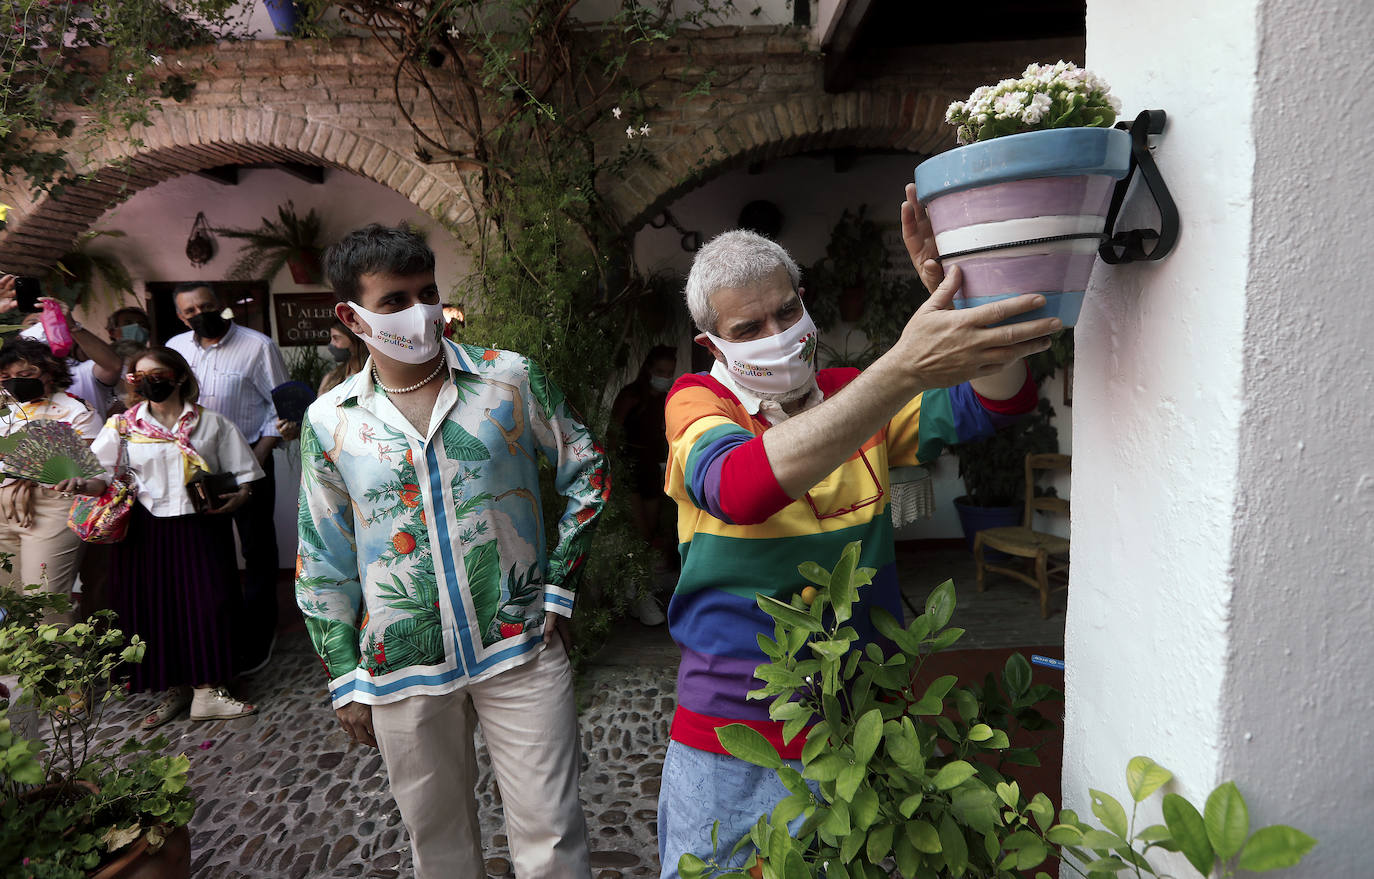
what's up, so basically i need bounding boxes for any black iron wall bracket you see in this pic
[1099,109,1180,265]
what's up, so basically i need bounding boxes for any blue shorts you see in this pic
[656,740,813,879]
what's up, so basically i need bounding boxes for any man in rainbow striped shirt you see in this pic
[658,188,1061,878]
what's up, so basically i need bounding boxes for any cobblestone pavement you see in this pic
[73,543,1059,879]
[88,629,675,879]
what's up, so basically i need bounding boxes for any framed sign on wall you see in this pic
[272,292,338,347]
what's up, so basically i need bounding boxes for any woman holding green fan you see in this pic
[0,337,101,625]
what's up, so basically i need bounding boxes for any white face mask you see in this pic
[706,309,819,396]
[649,374,673,393]
[348,301,445,364]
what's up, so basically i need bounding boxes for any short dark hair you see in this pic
[106,306,150,331]
[325,224,436,304]
[171,282,219,303]
[127,346,199,404]
[0,338,73,391]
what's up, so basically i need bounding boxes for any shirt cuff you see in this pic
[973,364,1037,416]
[543,584,576,619]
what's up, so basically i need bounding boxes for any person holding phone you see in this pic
[66,347,262,727]
[0,339,102,625]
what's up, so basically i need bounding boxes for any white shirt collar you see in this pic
[709,361,823,425]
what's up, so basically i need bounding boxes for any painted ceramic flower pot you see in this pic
[914,127,1132,327]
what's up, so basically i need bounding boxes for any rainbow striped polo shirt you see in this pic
[664,366,1035,758]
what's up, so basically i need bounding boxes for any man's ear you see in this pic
[797,286,805,300]
[693,332,725,364]
[336,302,371,338]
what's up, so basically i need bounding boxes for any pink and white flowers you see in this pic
[945,61,1122,145]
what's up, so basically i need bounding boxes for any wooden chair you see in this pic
[973,453,1071,618]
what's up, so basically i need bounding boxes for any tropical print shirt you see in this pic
[295,340,608,707]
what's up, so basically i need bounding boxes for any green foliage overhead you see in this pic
[0,0,246,197]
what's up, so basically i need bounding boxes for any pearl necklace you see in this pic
[372,359,446,394]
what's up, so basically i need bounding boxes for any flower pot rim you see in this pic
[915,126,1132,204]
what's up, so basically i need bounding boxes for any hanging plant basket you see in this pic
[914,127,1132,328]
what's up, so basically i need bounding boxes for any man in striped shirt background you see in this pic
[168,282,290,675]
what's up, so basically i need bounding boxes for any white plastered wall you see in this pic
[1067,1,1372,874]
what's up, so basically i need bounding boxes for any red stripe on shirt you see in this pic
[670,704,809,760]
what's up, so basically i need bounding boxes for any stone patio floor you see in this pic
[78,542,1064,878]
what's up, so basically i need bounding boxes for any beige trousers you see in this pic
[0,487,84,625]
[371,641,591,879]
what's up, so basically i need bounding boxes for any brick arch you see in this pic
[0,106,475,276]
[607,88,961,233]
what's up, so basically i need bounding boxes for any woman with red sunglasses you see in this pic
[69,346,263,728]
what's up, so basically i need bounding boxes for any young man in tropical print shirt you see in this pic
[296,224,607,879]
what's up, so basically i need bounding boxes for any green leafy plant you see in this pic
[1026,756,1317,879]
[0,573,195,877]
[683,541,1059,879]
[683,542,1317,879]
[44,230,137,309]
[284,343,331,393]
[213,201,327,282]
[0,0,246,198]
[950,396,1060,508]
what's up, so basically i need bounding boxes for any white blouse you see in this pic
[91,402,265,518]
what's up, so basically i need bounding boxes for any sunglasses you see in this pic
[803,448,885,520]
[125,370,178,384]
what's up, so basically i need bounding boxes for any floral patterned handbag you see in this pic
[67,417,137,543]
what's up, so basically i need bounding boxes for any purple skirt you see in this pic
[109,504,239,693]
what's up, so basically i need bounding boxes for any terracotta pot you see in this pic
[914,127,1132,327]
[287,250,323,285]
[89,825,191,879]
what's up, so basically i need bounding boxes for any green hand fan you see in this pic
[3,419,103,485]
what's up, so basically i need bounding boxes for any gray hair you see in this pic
[684,230,800,334]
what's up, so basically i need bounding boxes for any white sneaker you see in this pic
[633,595,666,626]
[189,686,257,721]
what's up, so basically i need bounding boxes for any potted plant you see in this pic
[914,61,1130,328]
[44,231,137,309]
[949,396,1060,555]
[805,207,891,326]
[0,578,195,879]
[683,542,1317,879]
[214,201,327,285]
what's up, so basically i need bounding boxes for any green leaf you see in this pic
[677,853,707,879]
[836,759,866,801]
[1083,856,1129,873]
[866,823,895,864]
[462,541,503,639]
[931,760,977,790]
[798,561,831,587]
[830,541,860,624]
[929,627,965,651]
[822,800,852,836]
[758,593,824,633]
[1134,824,1172,843]
[716,724,784,770]
[894,832,920,878]
[967,723,993,742]
[924,579,956,630]
[1162,792,1214,875]
[852,708,882,767]
[908,819,941,853]
[440,420,491,460]
[1004,652,1031,698]
[1089,789,1129,838]
[996,781,1020,808]
[1236,825,1317,871]
[850,785,879,831]
[1081,829,1128,851]
[841,827,867,864]
[1016,839,1049,870]
[1028,793,1054,831]
[1046,824,1084,845]
[985,730,1010,749]
[806,753,847,783]
[1126,756,1173,803]
[938,814,968,875]
[1204,781,1249,859]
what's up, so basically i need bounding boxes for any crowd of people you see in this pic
[0,182,1061,879]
